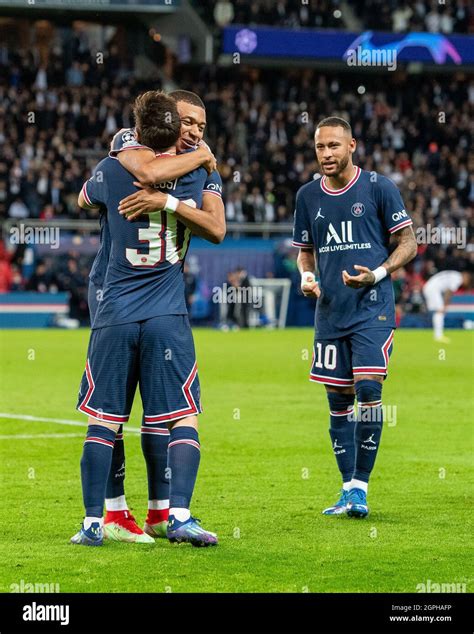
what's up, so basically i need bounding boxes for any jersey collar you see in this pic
[321,166,361,196]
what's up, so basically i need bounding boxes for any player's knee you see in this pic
[87,417,120,433]
[355,379,382,405]
[327,391,355,416]
[168,415,198,431]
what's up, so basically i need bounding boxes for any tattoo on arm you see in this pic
[383,226,417,274]
[297,248,316,275]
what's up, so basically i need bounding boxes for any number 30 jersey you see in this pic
[82,157,208,329]
[293,167,413,339]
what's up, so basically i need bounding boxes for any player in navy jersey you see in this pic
[85,91,225,543]
[71,91,223,547]
[293,117,417,518]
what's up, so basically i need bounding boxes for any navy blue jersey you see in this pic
[85,130,222,305]
[88,212,111,287]
[293,167,412,338]
[83,157,210,329]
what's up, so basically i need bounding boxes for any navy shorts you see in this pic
[310,328,394,388]
[77,315,201,425]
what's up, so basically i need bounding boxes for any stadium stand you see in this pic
[347,0,472,34]
[193,0,346,29]
[193,0,472,33]
[0,26,472,324]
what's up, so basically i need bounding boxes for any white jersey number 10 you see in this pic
[314,342,337,370]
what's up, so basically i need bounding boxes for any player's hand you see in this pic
[197,143,217,174]
[342,265,375,288]
[301,272,321,298]
[118,182,167,221]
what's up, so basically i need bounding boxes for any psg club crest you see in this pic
[351,202,365,217]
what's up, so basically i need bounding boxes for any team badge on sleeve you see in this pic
[121,130,137,146]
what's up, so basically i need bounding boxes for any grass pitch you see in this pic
[0,328,472,593]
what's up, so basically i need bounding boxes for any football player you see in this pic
[293,117,417,517]
[72,91,224,547]
[87,91,224,543]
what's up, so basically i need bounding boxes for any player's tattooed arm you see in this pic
[117,146,217,186]
[383,225,418,274]
[118,185,226,244]
[297,248,321,298]
[343,226,417,288]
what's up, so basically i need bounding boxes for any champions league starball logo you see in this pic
[235,29,258,54]
[122,130,136,144]
[351,202,365,217]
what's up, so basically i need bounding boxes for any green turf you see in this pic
[0,328,472,593]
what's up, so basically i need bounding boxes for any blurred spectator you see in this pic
[8,197,29,219]
[25,259,57,292]
[223,267,252,329]
[0,241,13,292]
[213,0,235,27]
[55,257,87,320]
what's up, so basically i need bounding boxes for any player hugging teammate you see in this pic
[72,90,225,547]
[293,117,418,517]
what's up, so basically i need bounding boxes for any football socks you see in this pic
[327,391,356,484]
[168,426,200,510]
[141,419,170,503]
[353,380,383,483]
[81,424,117,518]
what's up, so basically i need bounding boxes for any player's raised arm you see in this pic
[110,129,217,185]
[118,184,225,244]
[119,146,216,185]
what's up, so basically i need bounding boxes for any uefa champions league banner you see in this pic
[223,26,474,66]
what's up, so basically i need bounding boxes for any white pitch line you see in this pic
[0,412,141,434]
[0,433,85,440]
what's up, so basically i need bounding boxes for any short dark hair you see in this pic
[316,116,352,135]
[169,89,205,110]
[133,91,181,151]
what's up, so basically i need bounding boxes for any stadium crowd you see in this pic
[196,0,472,33]
[197,0,344,29]
[347,0,472,34]
[1,38,472,320]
